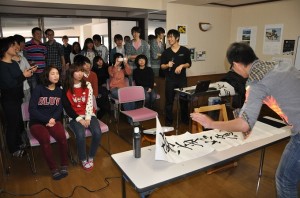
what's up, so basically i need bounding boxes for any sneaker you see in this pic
[88,158,94,168]
[82,160,93,171]
[52,169,63,180]
[60,166,68,178]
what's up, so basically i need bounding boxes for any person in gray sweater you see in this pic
[191,42,300,198]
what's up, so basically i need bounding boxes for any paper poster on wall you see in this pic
[196,51,206,61]
[263,24,283,55]
[189,48,195,60]
[282,40,295,55]
[237,26,257,50]
[177,24,188,46]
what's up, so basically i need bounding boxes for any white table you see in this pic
[111,122,290,198]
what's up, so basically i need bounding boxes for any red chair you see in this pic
[117,86,158,133]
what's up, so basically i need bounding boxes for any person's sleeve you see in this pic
[92,72,99,97]
[185,48,192,67]
[160,51,168,66]
[124,63,132,75]
[52,89,63,121]
[239,83,266,130]
[16,73,26,85]
[144,41,151,66]
[29,86,51,123]
[150,41,158,60]
[108,66,114,77]
[85,82,94,120]
[43,45,47,57]
[62,89,80,120]
[23,57,31,70]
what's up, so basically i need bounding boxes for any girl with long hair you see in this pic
[62,63,101,171]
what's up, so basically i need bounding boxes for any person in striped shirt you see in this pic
[24,27,47,91]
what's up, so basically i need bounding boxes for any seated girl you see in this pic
[108,53,135,125]
[62,63,101,171]
[133,54,157,109]
[29,65,68,180]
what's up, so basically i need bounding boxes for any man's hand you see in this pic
[175,64,183,74]
[190,112,213,129]
[168,60,174,69]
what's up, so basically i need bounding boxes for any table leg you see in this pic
[176,93,179,135]
[122,175,126,198]
[256,148,266,195]
[188,95,194,130]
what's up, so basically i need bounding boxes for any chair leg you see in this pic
[67,140,76,165]
[106,132,111,154]
[29,147,37,174]
[0,129,11,176]
[116,110,120,135]
[100,132,111,155]
[0,145,11,176]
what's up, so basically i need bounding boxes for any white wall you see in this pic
[230,0,300,63]
[148,20,166,36]
[166,4,231,76]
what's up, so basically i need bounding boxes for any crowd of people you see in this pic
[1,26,190,180]
[2,22,297,197]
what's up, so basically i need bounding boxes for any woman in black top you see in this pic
[133,54,157,109]
[0,36,33,157]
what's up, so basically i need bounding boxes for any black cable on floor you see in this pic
[0,176,121,198]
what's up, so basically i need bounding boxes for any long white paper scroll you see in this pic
[155,117,287,163]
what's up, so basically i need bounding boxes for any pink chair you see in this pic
[107,77,130,121]
[21,102,74,174]
[117,86,158,133]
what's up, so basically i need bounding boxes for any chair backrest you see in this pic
[118,86,145,104]
[21,102,30,122]
[191,104,228,133]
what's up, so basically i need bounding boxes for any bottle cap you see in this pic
[134,127,139,133]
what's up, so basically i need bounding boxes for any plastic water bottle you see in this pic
[133,127,141,158]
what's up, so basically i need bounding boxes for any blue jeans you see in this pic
[144,88,157,109]
[70,116,101,161]
[276,133,300,198]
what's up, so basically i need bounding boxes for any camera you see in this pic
[117,57,127,62]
